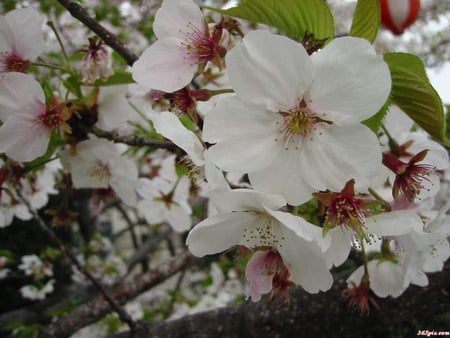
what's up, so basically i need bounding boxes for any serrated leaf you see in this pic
[383,53,447,143]
[362,96,391,133]
[205,0,335,41]
[92,71,133,86]
[350,0,381,43]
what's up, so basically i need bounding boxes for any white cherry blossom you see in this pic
[204,30,391,205]
[65,137,138,206]
[0,7,44,73]
[0,73,66,162]
[137,176,192,232]
[132,0,228,92]
[186,189,333,293]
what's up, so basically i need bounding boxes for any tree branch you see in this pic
[90,127,178,151]
[55,0,138,66]
[15,190,138,335]
[39,251,192,338]
[110,264,450,338]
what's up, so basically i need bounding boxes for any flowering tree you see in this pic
[0,0,449,337]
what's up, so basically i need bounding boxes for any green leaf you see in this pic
[24,132,65,170]
[63,75,82,98]
[350,0,381,43]
[92,70,133,86]
[383,52,447,143]
[362,96,391,133]
[205,0,335,41]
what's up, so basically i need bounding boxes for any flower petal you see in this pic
[298,124,382,192]
[153,0,205,40]
[226,30,312,110]
[209,189,286,214]
[0,73,45,120]
[132,37,197,92]
[186,212,254,256]
[305,37,391,125]
[166,204,192,232]
[5,8,44,60]
[0,117,49,162]
[204,96,282,173]
[151,111,205,165]
[278,229,333,293]
[249,147,315,205]
[365,210,423,237]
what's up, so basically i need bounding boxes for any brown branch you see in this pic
[125,224,173,274]
[15,190,138,334]
[55,0,138,66]
[39,251,193,338]
[110,263,450,338]
[90,127,178,150]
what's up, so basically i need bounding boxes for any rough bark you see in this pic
[110,263,450,338]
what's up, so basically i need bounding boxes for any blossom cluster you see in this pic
[0,0,449,318]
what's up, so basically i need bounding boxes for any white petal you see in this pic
[383,105,414,141]
[305,37,391,125]
[367,260,405,297]
[0,117,49,162]
[204,96,282,173]
[0,73,45,120]
[153,0,205,40]
[365,210,423,237]
[151,111,205,165]
[203,151,229,190]
[0,15,14,53]
[110,176,137,206]
[266,208,324,244]
[138,200,165,224]
[209,189,286,214]
[298,124,382,192]
[279,229,333,293]
[96,86,133,130]
[249,147,315,206]
[186,212,254,256]
[132,37,197,92]
[323,227,353,267]
[5,8,44,60]
[226,30,312,110]
[166,204,192,232]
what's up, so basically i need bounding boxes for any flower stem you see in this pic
[31,61,68,72]
[208,88,235,96]
[47,21,73,71]
[368,187,392,211]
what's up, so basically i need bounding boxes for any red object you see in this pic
[380,0,421,35]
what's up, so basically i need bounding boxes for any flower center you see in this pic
[0,52,30,73]
[329,197,366,229]
[89,162,111,184]
[37,107,64,129]
[242,214,284,249]
[182,22,223,65]
[276,100,329,150]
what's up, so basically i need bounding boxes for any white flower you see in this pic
[347,260,405,298]
[20,279,55,300]
[186,189,333,293]
[324,210,424,267]
[81,38,113,83]
[0,73,66,162]
[137,176,192,232]
[131,0,228,92]
[18,255,53,279]
[65,137,138,206]
[0,8,44,73]
[95,86,135,132]
[150,111,228,189]
[204,30,391,205]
